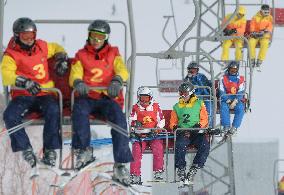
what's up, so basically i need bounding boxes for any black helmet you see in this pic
[227,61,239,69]
[88,20,111,34]
[261,4,270,16]
[227,61,239,75]
[178,82,195,98]
[187,61,199,70]
[13,17,37,36]
[261,4,270,11]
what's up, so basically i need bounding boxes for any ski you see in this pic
[52,157,97,189]
[146,180,166,184]
[218,133,231,145]
[29,166,40,180]
[98,172,143,195]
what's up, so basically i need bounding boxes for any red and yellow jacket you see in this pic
[223,13,247,36]
[1,37,65,97]
[69,43,128,101]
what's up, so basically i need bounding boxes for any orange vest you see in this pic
[75,44,124,108]
[5,39,52,97]
[223,75,244,94]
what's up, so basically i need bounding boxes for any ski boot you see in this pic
[41,149,57,167]
[186,164,200,185]
[22,147,37,168]
[177,167,188,188]
[251,59,256,68]
[75,147,95,170]
[130,174,142,185]
[113,163,131,186]
[218,126,231,144]
[256,59,263,72]
[229,126,237,135]
[223,126,237,141]
[153,170,164,181]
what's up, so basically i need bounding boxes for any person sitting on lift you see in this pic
[219,61,245,144]
[170,82,209,188]
[129,87,165,184]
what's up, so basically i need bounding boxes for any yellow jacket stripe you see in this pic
[1,42,65,87]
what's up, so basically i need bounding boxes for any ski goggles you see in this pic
[187,68,198,75]
[228,67,238,75]
[261,9,270,16]
[179,90,194,98]
[19,31,36,41]
[89,31,109,43]
[237,13,245,18]
[139,95,151,103]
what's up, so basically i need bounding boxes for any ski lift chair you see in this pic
[214,79,250,114]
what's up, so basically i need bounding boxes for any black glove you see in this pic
[173,125,186,136]
[129,132,139,139]
[223,28,237,36]
[208,128,221,135]
[148,131,158,138]
[73,79,89,96]
[15,76,41,95]
[107,75,123,98]
[250,31,264,38]
[133,121,143,128]
[54,52,69,76]
[192,123,201,128]
[173,125,178,131]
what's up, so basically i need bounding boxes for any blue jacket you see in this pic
[184,73,212,96]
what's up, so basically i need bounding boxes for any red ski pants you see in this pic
[130,139,164,176]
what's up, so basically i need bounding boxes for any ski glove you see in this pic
[172,125,178,131]
[208,128,221,135]
[73,79,89,96]
[223,28,237,36]
[129,131,139,139]
[192,123,201,128]
[173,125,187,136]
[148,131,158,138]
[15,76,41,95]
[251,31,264,38]
[54,52,69,76]
[226,99,232,104]
[133,121,143,128]
[229,99,238,109]
[107,75,123,98]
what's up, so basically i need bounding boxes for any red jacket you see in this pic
[129,102,165,129]
[4,38,52,97]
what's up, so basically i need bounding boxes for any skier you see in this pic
[129,87,165,184]
[219,61,245,143]
[184,61,213,127]
[1,17,68,168]
[69,20,133,185]
[221,6,247,62]
[170,82,209,187]
[249,4,273,71]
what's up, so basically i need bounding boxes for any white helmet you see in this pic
[137,87,153,106]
